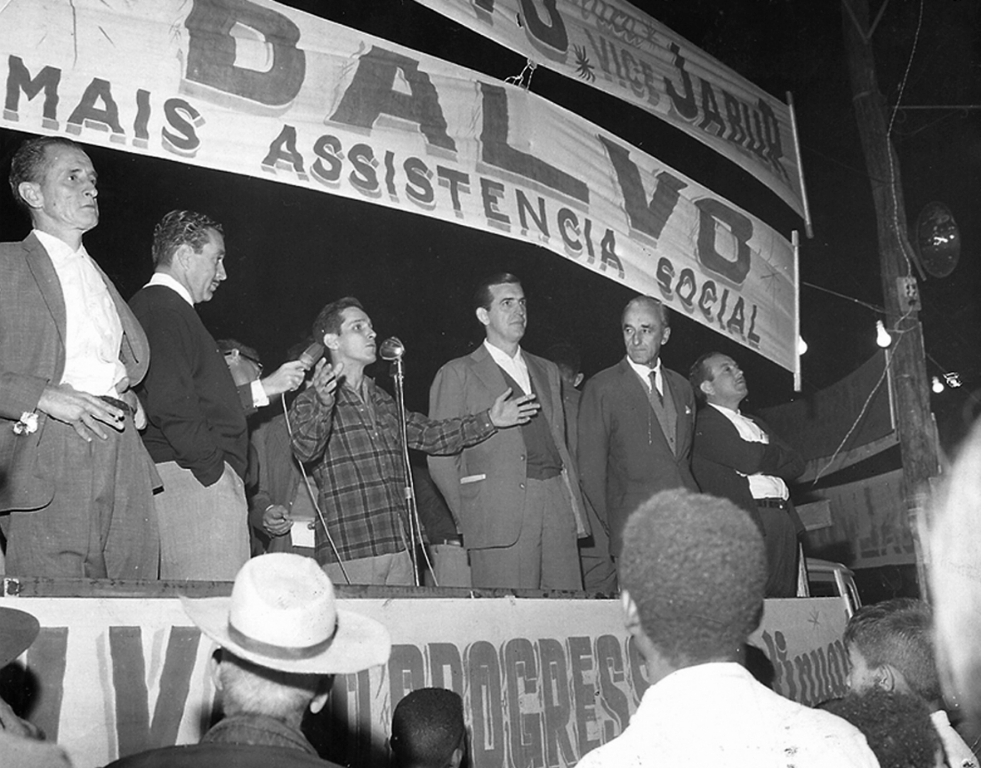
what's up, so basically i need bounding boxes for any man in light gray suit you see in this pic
[0,136,158,578]
[429,273,587,590]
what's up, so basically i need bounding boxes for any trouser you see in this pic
[323,549,414,586]
[758,505,800,598]
[3,415,159,579]
[153,461,249,581]
[469,475,582,591]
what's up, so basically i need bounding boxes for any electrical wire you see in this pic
[280,392,351,585]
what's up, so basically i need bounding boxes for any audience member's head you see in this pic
[822,690,944,768]
[218,338,263,386]
[545,342,584,390]
[181,553,391,729]
[619,489,766,674]
[390,688,466,768]
[843,598,942,707]
[927,417,981,720]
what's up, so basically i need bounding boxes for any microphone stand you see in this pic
[386,348,423,586]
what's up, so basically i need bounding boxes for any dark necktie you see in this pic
[649,370,663,405]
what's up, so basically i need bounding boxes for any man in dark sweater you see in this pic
[131,210,306,580]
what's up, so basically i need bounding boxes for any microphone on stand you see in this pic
[379,337,405,362]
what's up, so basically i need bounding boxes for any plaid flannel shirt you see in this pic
[289,377,495,564]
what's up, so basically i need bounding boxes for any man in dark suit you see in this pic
[577,296,698,561]
[0,136,158,578]
[429,273,588,590]
[689,352,805,597]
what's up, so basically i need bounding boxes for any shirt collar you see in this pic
[146,271,194,306]
[33,228,86,263]
[626,355,661,380]
[709,402,741,417]
[484,339,525,368]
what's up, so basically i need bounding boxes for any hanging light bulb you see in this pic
[931,376,945,394]
[875,320,892,348]
[797,336,808,355]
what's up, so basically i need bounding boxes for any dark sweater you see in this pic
[130,285,248,485]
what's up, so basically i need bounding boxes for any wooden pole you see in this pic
[841,0,939,593]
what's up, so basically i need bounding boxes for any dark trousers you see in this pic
[758,505,799,597]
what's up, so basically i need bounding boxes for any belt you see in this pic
[756,497,789,509]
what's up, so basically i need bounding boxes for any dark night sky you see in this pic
[1,0,978,447]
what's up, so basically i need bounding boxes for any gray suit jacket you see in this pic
[578,357,699,556]
[428,344,587,549]
[0,233,149,512]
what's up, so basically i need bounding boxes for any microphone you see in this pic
[297,341,325,370]
[379,337,405,361]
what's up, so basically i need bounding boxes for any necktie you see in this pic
[649,370,663,405]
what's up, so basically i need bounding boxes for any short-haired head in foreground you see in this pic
[181,552,391,675]
[151,209,223,268]
[619,489,766,667]
[391,688,466,768]
[844,598,941,704]
[821,690,942,768]
[312,296,364,342]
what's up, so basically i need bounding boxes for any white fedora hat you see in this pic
[181,553,390,675]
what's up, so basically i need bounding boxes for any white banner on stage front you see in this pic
[7,594,848,768]
[0,0,797,371]
[414,0,809,224]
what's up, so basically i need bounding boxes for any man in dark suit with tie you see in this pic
[578,296,698,561]
[429,273,588,590]
[689,352,805,597]
[0,136,158,578]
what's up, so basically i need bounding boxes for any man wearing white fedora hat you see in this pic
[106,553,391,767]
[0,606,73,767]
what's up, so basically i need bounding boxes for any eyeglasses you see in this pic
[224,350,263,375]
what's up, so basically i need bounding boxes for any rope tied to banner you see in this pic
[505,59,537,90]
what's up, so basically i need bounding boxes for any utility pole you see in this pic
[841,0,939,591]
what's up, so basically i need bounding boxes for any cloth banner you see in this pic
[0,0,798,372]
[802,468,915,569]
[760,351,897,482]
[414,0,808,222]
[1,594,849,767]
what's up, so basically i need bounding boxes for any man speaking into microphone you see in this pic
[288,297,539,586]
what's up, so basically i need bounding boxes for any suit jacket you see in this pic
[0,233,149,512]
[428,344,586,550]
[578,358,698,556]
[691,404,805,532]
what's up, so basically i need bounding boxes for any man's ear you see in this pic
[308,674,335,714]
[699,379,714,400]
[875,664,898,692]
[17,181,43,210]
[323,332,340,352]
[573,372,585,389]
[449,744,465,768]
[475,307,490,327]
[621,589,643,638]
[661,326,671,345]
[209,649,224,691]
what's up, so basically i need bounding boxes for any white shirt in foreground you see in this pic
[576,662,879,768]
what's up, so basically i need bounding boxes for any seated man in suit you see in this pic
[689,352,805,597]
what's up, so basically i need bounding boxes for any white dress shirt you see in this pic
[626,356,663,397]
[484,339,531,394]
[576,663,880,768]
[37,230,125,397]
[709,402,788,500]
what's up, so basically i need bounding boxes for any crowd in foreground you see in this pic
[2,481,980,766]
[2,135,808,598]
